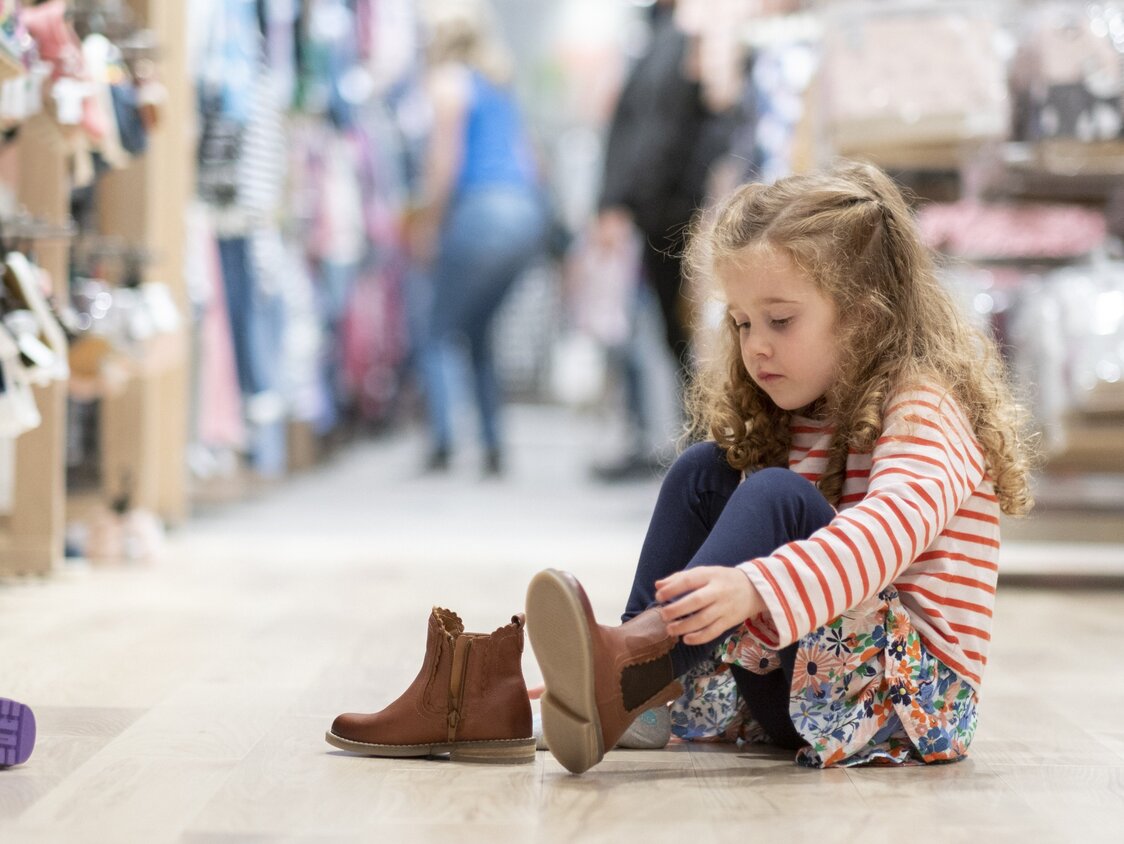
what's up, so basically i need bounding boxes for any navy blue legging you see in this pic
[623,442,835,748]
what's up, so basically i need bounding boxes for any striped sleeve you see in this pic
[738,389,987,649]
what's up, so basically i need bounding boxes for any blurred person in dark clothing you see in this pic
[409,0,547,477]
[592,0,738,482]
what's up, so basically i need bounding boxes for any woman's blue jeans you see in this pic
[623,442,835,747]
[421,186,545,455]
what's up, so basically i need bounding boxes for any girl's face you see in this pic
[719,245,840,412]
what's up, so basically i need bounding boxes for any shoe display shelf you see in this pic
[1,0,192,576]
[0,113,71,576]
[87,0,193,529]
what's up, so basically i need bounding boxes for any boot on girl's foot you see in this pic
[525,568,682,774]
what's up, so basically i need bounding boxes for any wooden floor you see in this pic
[2,405,1123,842]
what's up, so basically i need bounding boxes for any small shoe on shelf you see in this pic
[4,252,69,383]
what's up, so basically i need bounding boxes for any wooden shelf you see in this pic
[86,0,193,528]
[0,113,70,577]
[2,0,192,574]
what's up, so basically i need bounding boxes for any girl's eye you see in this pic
[770,317,792,328]
[733,318,750,331]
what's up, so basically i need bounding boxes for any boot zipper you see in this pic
[447,637,472,743]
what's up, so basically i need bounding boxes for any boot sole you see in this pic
[323,732,536,764]
[525,569,604,774]
[0,698,36,767]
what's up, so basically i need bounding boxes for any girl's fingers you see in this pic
[667,617,704,639]
[666,603,718,637]
[654,568,707,602]
[682,621,728,645]
[666,600,740,643]
[659,589,711,623]
[659,595,692,621]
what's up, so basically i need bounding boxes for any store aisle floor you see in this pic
[1,404,1123,842]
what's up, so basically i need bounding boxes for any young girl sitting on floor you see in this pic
[525,160,1035,774]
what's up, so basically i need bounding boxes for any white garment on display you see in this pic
[321,135,366,267]
[0,322,41,438]
[365,0,419,95]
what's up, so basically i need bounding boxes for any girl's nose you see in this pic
[743,332,769,359]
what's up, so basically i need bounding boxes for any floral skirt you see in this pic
[669,588,979,767]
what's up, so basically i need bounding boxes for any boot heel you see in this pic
[540,694,603,774]
[450,738,536,764]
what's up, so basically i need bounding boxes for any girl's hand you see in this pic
[654,566,766,645]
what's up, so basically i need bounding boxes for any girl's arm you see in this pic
[738,388,988,649]
[656,388,988,649]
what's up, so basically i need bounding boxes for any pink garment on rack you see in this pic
[21,0,106,140]
[340,263,405,422]
[917,200,1107,260]
[197,229,246,448]
[353,128,399,251]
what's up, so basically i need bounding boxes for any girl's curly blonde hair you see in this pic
[684,161,1035,516]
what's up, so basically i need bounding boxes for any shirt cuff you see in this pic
[737,561,788,649]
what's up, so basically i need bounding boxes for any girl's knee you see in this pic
[747,466,812,494]
[666,442,737,487]
[737,467,834,526]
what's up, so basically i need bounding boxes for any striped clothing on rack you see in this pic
[738,386,999,689]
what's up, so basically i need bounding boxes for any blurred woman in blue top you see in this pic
[410,0,546,476]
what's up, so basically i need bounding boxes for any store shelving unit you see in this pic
[94,0,192,527]
[0,114,71,576]
[0,0,192,576]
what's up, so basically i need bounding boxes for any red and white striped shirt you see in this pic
[738,387,999,688]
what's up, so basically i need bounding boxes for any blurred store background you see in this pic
[0,0,1123,576]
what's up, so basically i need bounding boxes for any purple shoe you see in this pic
[0,698,36,767]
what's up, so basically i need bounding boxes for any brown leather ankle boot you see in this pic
[525,569,683,774]
[326,608,535,764]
